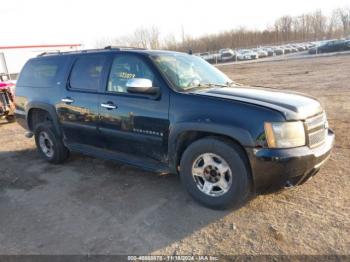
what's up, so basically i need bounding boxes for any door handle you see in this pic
[101,103,117,110]
[61,97,74,104]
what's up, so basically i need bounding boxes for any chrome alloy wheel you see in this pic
[191,153,232,197]
[39,131,54,158]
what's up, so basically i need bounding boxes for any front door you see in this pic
[98,53,170,163]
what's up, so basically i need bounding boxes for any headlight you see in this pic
[264,121,306,148]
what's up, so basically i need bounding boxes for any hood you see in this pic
[191,87,323,120]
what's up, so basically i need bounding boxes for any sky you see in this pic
[0,0,349,48]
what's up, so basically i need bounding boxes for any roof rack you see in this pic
[36,46,148,57]
[104,46,147,50]
[37,51,61,57]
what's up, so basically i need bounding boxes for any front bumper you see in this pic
[246,129,335,193]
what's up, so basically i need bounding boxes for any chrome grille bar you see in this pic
[305,112,327,148]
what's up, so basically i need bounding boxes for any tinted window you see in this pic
[70,55,107,91]
[107,54,155,93]
[17,57,66,87]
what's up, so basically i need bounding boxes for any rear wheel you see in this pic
[34,122,69,164]
[180,137,251,209]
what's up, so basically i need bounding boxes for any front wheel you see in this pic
[180,138,251,209]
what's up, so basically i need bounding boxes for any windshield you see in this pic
[151,53,233,91]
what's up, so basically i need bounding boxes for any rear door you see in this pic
[57,54,109,147]
[98,53,170,163]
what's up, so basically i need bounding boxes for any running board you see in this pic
[67,143,170,173]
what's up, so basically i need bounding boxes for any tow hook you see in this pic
[25,131,34,138]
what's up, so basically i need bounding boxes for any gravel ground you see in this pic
[0,55,349,255]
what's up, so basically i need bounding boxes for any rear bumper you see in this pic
[246,129,335,192]
[15,109,28,129]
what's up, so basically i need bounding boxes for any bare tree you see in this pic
[311,10,327,40]
[335,7,350,36]
[275,15,293,42]
[95,6,349,53]
[95,26,161,49]
[327,10,341,38]
[163,34,178,50]
[147,26,161,49]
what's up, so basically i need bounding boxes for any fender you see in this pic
[26,102,62,137]
[168,122,255,172]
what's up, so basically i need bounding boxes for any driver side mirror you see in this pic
[126,78,159,95]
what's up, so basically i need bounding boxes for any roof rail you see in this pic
[36,46,148,57]
[37,51,61,57]
[104,45,147,50]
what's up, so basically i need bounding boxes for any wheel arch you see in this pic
[26,102,62,137]
[168,122,255,176]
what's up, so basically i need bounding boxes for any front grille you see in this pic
[305,112,327,148]
[308,128,327,148]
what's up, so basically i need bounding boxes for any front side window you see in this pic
[69,55,107,91]
[107,54,155,93]
[151,53,233,91]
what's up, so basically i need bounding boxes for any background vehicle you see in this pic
[263,47,275,56]
[219,49,236,62]
[199,52,220,64]
[15,48,334,209]
[295,44,306,51]
[237,50,258,60]
[284,45,297,52]
[199,52,211,60]
[253,49,268,58]
[309,39,350,54]
[273,47,284,55]
[281,46,291,54]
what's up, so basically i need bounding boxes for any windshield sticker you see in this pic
[118,72,135,79]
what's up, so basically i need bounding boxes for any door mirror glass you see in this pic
[126,78,159,95]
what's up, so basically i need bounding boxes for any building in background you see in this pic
[0,44,81,80]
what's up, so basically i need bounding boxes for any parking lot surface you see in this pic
[0,55,349,255]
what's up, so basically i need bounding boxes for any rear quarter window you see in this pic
[17,57,69,88]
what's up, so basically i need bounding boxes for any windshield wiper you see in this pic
[226,81,236,87]
[183,82,234,92]
[187,82,227,90]
[201,82,228,87]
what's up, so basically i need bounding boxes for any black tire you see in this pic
[179,137,251,210]
[34,122,69,164]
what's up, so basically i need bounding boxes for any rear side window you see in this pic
[69,55,107,91]
[17,57,67,87]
